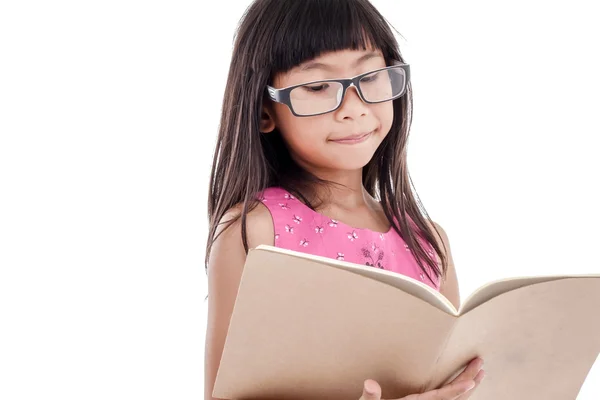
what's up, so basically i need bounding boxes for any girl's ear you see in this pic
[260,102,276,134]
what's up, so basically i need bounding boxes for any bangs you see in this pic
[267,0,400,76]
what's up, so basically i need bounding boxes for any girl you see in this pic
[205,0,485,399]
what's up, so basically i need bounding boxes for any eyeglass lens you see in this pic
[289,66,406,116]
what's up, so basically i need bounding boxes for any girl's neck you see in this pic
[305,168,376,211]
[295,167,390,233]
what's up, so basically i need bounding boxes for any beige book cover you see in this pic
[212,245,600,400]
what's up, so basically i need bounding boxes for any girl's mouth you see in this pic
[329,130,373,144]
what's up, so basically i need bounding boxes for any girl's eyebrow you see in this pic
[296,51,381,73]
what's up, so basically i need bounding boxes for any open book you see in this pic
[213,245,600,400]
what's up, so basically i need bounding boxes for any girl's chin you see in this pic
[324,151,377,171]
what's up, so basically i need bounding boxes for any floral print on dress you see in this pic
[257,186,441,292]
[361,244,385,269]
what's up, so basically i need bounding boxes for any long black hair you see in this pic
[206,0,448,286]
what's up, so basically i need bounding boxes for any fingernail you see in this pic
[466,381,476,390]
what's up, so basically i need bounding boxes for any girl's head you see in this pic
[207,0,447,284]
[210,0,408,203]
[261,47,402,174]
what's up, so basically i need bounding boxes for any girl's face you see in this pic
[261,47,394,174]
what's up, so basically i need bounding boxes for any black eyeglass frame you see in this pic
[265,62,410,117]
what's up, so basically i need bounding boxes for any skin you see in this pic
[205,47,482,400]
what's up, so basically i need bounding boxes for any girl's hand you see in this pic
[358,357,485,400]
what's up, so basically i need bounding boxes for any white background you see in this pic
[1,0,598,399]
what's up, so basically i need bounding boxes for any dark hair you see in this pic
[206,0,448,286]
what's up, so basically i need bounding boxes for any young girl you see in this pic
[205,0,485,399]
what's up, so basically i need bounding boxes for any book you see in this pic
[212,244,600,400]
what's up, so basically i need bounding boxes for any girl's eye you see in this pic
[362,73,379,83]
[303,83,329,92]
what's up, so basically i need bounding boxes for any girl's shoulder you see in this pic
[257,186,296,203]
[214,199,275,251]
[256,186,313,219]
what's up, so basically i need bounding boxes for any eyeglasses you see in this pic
[265,63,410,117]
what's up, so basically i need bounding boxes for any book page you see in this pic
[254,245,457,315]
[429,277,600,399]
[214,246,458,400]
[254,246,600,317]
[459,273,600,315]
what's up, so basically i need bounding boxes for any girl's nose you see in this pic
[337,85,368,119]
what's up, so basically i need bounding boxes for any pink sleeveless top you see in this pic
[258,186,441,291]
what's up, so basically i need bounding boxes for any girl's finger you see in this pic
[403,379,476,400]
[359,379,382,400]
[456,369,486,400]
[448,357,483,385]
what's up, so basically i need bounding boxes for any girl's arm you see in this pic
[204,203,275,400]
[431,221,460,311]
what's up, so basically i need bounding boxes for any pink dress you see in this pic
[258,186,441,291]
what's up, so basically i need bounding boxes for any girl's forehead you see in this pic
[294,48,384,72]
[276,47,385,84]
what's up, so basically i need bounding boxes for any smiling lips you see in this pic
[330,130,374,144]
